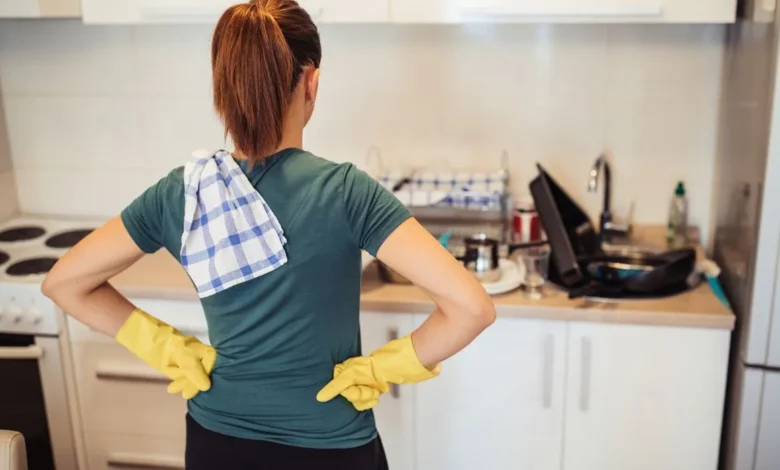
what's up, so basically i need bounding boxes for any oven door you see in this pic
[0,333,77,470]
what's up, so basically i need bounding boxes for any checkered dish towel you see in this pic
[180,150,288,298]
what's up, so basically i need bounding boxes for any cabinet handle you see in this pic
[0,345,43,360]
[107,453,184,469]
[461,5,662,17]
[388,327,400,399]
[580,337,592,412]
[542,334,554,409]
[96,364,168,384]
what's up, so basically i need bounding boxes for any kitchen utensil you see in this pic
[463,234,501,283]
[698,259,732,308]
[438,231,452,248]
[515,244,551,300]
[530,164,600,287]
[482,259,526,296]
[569,248,696,299]
[391,177,412,192]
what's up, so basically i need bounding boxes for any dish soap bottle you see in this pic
[667,181,689,247]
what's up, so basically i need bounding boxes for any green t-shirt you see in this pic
[120,149,411,449]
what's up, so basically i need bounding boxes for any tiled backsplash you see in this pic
[0,20,724,240]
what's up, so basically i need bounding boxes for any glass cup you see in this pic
[515,244,551,300]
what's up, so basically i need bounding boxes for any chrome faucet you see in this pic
[588,153,612,236]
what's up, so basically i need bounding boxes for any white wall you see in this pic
[0,91,18,221]
[0,20,724,238]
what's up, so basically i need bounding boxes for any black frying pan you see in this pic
[568,248,696,299]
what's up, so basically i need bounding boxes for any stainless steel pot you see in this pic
[463,234,502,283]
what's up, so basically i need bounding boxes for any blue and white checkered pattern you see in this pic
[378,169,507,211]
[181,150,287,298]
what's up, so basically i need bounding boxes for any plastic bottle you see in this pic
[667,181,689,247]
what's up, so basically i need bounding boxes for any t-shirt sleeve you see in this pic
[342,164,412,256]
[120,174,170,254]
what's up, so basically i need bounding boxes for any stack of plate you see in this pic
[481,259,525,296]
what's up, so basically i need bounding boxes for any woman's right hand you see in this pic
[316,335,440,411]
[165,340,218,400]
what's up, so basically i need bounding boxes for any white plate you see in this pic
[482,259,525,295]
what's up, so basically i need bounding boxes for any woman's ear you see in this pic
[303,67,320,125]
[306,67,320,104]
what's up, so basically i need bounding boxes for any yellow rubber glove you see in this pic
[115,309,216,400]
[316,335,441,411]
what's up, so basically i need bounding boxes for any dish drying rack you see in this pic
[366,147,514,247]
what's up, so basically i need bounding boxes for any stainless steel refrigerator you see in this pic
[715,5,780,470]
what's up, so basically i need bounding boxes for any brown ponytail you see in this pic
[212,0,321,162]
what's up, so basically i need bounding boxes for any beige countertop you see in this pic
[111,231,735,331]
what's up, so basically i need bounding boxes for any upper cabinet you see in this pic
[391,0,737,23]
[81,0,389,24]
[0,0,80,18]
[80,0,735,23]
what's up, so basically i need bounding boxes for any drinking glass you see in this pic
[516,244,551,300]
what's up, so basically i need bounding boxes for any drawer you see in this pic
[72,342,188,438]
[85,431,185,470]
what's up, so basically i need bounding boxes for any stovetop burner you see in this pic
[6,257,59,276]
[0,251,8,266]
[0,226,46,243]
[45,229,94,249]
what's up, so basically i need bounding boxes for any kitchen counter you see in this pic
[111,240,735,331]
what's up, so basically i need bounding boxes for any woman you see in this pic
[42,1,495,469]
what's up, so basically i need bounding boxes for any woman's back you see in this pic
[121,148,411,447]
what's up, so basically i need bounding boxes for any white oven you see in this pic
[0,217,101,470]
[0,284,79,470]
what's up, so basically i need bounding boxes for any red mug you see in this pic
[513,199,543,244]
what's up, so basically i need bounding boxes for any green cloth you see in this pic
[120,149,411,449]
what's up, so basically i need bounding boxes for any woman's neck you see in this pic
[275,129,303,152]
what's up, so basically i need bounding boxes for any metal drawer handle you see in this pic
[542,334,554,409]
[0,345,43,360]
[580,337,592,412]
[108,453,184,469]
[388,327,400,399]
[96,364,168,384]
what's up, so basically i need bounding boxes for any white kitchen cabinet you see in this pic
[81,0,389,24]
[391,0,736,23]
[563,322,730,470]
[0,0,79,18]
[414,317,567,470]
[360,312,417,470]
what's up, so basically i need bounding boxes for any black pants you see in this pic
[185,415,390,470]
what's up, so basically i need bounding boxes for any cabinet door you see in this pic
[415,317,567,470]
[0,0,40,17]
[361,312,416,470]
[564,323,730,470]
[391,0,735,23]
[299,0,389,22]
[0,0,79,17]
[755,371,780,470]
[82,0,388,24]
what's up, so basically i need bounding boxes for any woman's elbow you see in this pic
[477,295,497,328]
[41,274,59,300]
[41,271,69,303]
[462,290,496,329]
